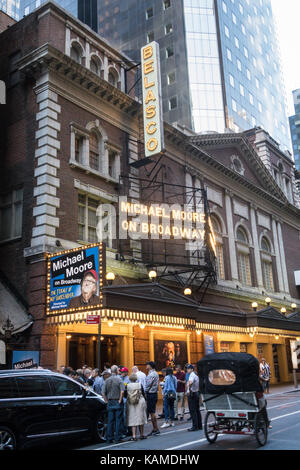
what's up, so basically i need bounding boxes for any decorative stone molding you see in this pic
[233,200,249,219]
[207,187,223,207]
[25,81,61,256]
[257,212,271,230]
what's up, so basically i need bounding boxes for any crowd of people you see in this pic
[58,361,203,443]
[57,357,271,444]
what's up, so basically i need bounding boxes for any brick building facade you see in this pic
[0,2,300,384]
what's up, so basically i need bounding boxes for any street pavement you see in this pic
[77,384,300,451]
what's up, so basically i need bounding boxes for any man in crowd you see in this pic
[186,364,202,432]
[145,361,160,436]
[101,364,125,444]
[175,364,186,421]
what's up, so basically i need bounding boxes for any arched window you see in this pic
[89,131,100,171]
[70,42,83,64]
[108,68,119,87]
[261,236,274,291]
[90,56,101,76]
[211,214,225,281]
[236,226,252,286]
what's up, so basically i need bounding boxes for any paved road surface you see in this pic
[78,390,300,451]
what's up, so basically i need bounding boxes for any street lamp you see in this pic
[148,270,157,282]
[281,307,287,315]
[291,303,297,312]
[1,318,14,341]
[184,287,192,296]
[251,302,258,312]
[106,272,115,285]
[265,297,271,307]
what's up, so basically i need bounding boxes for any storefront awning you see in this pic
[0,281,33,335]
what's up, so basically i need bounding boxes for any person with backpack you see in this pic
[161,368,177,428]
[126,373,147,441]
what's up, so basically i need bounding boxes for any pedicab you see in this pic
[197,352,269,447]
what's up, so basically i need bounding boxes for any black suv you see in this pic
[0,369,107,450]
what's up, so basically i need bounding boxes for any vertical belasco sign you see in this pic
[141,41,164,157]
[46,243,103,316]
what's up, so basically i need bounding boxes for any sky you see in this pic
[272,0,300,116]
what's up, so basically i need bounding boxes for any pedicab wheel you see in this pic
[254,413,268,447]
[204,412,218,444]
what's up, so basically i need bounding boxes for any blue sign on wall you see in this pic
[204,335,215,355]
[12,351,40,369]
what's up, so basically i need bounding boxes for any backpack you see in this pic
[127,388,141,405]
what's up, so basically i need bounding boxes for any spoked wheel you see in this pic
[254,413,268,447]
[92,413,107,443]
[204,412,218,444]
[0,427,17,450]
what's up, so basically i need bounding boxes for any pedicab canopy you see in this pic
[197,352,263,394]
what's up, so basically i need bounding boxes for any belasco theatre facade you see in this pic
[1,2,300,385]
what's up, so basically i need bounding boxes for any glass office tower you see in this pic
[289,90,300,172]
[0,0,20,20]
[19,0,97,30]
[95,0,291,151]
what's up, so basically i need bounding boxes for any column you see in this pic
[272,217,284,293]
[56,331,67,370]
[225,190,239,281]
[263,343,275,385]
[277,344,289,384]
[187,333,191,363]
[277,222,290,294]
[149,331,154,361]
[250,205,263,288]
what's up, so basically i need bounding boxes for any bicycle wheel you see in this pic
[204,412,218,444]
[254,413,268,447]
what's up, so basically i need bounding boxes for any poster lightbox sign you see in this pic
[294,271,300,286]
[141,41,164,157]
[290,340,300,370]
[46,243,103,316]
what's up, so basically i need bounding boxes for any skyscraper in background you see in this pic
[289,89,300,172]
[19,0,97,31]
[95,0,291,152]
[0,0,20,20]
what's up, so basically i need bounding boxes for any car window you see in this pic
[0,377,18,399]
[15,376,52,397]
[51,376,83,396]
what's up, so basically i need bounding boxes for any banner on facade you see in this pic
[141,41,164,157]
[154,339,188,370]
[204,335,215,355]
[290,340,300,370]
[12,351,40,369]
[46,243,104,316]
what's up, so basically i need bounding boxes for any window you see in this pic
[75,135,84,164]
[165,23,173,35]
[169,96,177,110]
[0,189,23,242]
[90,56,101,76]
[78,194,99,243]
[108,69,118,87]
[147,31,154,43]
[261,237,274,291]
[209,370,236,386]
[16,376,52,398]
[0,377,18,399]
[224,25,230,37]
[237,227,252,286]
[166,46,174,58]
[167,71,176,85]
[226,48,232,61]
[70,43,83,64]
[108,150,118,179]
[146,7,153,19]
[211,215,225,281]
[51,377,83,397]
[237,59,242,71]
[163,0,171,9]
[229,74,234,87]
[89,131,100,171]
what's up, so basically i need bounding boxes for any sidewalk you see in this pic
[267,382,300,396]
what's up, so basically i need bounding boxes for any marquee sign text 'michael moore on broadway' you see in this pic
[96,197,213,245]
